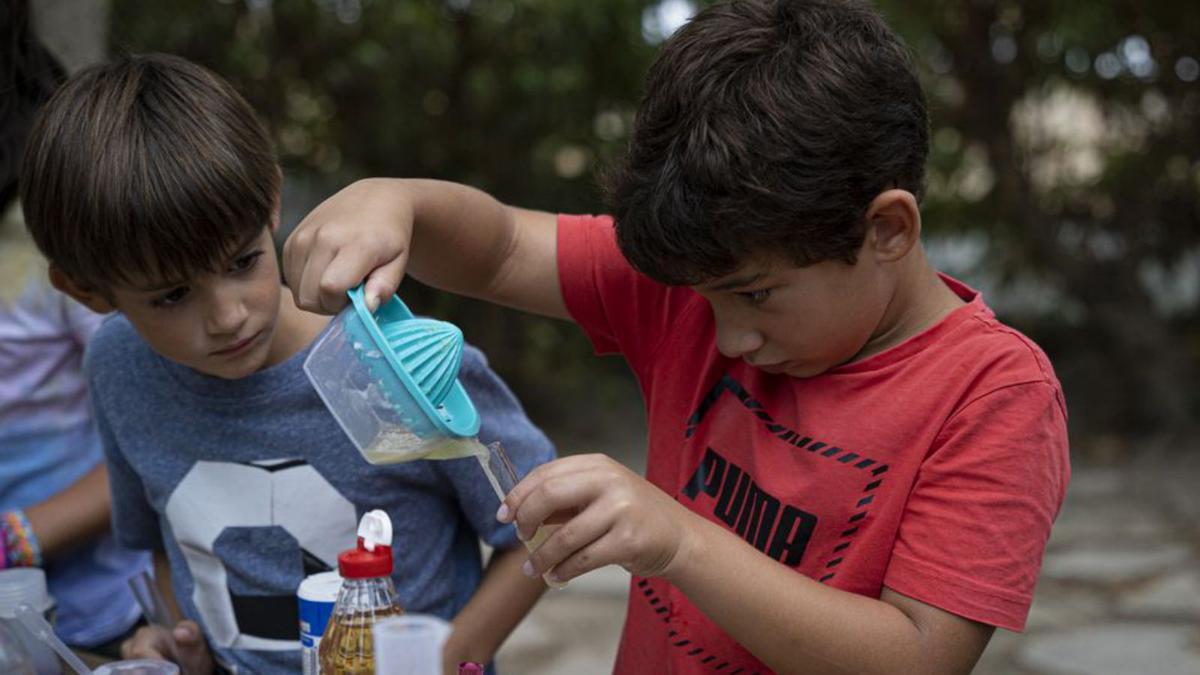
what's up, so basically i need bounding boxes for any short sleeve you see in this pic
[91,379,164,551]
[434,345,557,550]
[556,213,703,375]
[883,381,1069,631]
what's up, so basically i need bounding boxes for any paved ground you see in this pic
[496,433,1200,674]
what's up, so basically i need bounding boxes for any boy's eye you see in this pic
[230,250,264,273]
[151,287,189,308]
[738,289,772,305]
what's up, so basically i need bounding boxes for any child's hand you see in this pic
[121,620,215,675]
[284,178,415,314]
[499,454,702,583]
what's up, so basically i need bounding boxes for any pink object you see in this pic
[457,662,483,674]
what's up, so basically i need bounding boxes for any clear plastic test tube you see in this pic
[476,441,567,589]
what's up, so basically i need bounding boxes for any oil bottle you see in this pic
[318,510,404,674]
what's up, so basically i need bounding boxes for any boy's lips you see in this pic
[753,360,790,374]
[211,331,261,357]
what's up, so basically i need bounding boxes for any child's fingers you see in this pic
[295,243,337,313]
[318,244,379,312]
[174,620,203,644]
[500,453,609,522]
[506,456,614,540]
[546,533,620,585]
[121,625,172,661]
[363,254,408,312]
[282,223,312,299]
[525,499,617,581]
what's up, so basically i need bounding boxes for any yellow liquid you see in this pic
[462,439,569,590]
[524,524,567,590]
[318,608,404,675]
[367,436,569,588]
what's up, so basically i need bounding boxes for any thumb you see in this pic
[173,620,203,644]
[363,253,408,312]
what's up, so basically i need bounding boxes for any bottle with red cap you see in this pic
[318,510,404,675]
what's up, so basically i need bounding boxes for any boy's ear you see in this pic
[865,189,921,263]
[48,265,116,314]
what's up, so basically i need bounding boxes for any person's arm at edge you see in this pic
[23,462,111,559]
[284,178,567,319]
[442,545,547,674]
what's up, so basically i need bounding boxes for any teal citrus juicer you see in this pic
[303,285,480,463]
[303,285,565,586]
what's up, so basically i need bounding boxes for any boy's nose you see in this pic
[715,323,765,360]
[205,296,249,335]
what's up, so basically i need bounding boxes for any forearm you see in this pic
[445,545,547,668]
[668,515,960,675]
[24,463,111,559]
[389,179,517,298]
[387,178,566,317]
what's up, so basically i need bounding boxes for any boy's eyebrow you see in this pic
[137,279,187,293]
[699,272,768,292]
[135,229,266,293]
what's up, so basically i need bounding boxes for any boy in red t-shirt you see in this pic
[284,1,1069,672]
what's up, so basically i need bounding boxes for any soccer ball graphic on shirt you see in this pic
[164,459,357,651]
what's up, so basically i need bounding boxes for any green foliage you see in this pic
[873,1,1200,437]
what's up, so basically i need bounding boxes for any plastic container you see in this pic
[0,569,60,675]
[298,571,343,675]
[91,661,180,675]
[0,620,36,675]
[318,511,404,674]
[372,614,450,675]
[304,287,480,465]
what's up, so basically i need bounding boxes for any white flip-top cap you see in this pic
[357,509,393,551]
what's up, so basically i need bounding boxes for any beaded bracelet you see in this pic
[1,510,42,568]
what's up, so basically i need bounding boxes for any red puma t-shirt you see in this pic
[557,214,1070,674]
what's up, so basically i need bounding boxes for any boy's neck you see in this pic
[263,288,330,369]
[854,245,965,363]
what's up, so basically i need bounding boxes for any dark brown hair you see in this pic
[1,0,65,210]
[605,0,929,285]
[19,53,278,291]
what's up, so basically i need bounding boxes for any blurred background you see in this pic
[24,0,1200,673]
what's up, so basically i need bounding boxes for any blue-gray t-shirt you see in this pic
[86,315,555,674]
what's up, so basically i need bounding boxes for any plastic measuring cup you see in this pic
[92,661,179,675]
[304,288,480,465]
[304,289,566,588]
[372,614,450,675]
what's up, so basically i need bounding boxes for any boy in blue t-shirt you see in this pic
[20,54,554,674]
